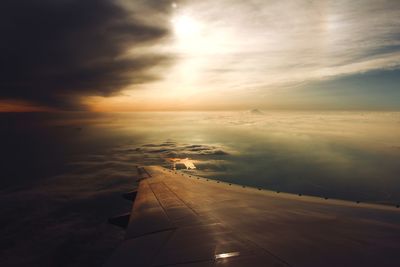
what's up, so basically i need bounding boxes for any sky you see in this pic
[1,0,400,111]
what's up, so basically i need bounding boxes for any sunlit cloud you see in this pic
[96,0,400,110]
[2,0,399,110]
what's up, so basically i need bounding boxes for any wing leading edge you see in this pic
[105,166,400,267]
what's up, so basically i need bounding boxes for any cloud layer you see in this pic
[2,0,400,110]
[113,0,400,110]
[1,111,400,265]
[0,0,172,109]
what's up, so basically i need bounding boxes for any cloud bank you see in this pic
[0,0,172,109]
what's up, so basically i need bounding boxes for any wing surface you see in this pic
[105,166,400,267]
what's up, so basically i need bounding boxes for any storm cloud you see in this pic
[0,0,173,109]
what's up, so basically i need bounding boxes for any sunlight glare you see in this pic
[172,14,201,38]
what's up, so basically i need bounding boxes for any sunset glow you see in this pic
[2,1,399,111]
[78,0,400,112]
[2,1,400,266]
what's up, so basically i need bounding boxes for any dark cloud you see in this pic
[0,0,172,109]
[136,142,231,157]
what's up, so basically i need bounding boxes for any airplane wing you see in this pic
[105,166,400,267]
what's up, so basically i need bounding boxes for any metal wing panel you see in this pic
[105,166,400,267]
[125,180,174,239]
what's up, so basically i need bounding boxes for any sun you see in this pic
[171,14,201,38]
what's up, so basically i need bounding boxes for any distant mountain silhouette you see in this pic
[249,108,263,115]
